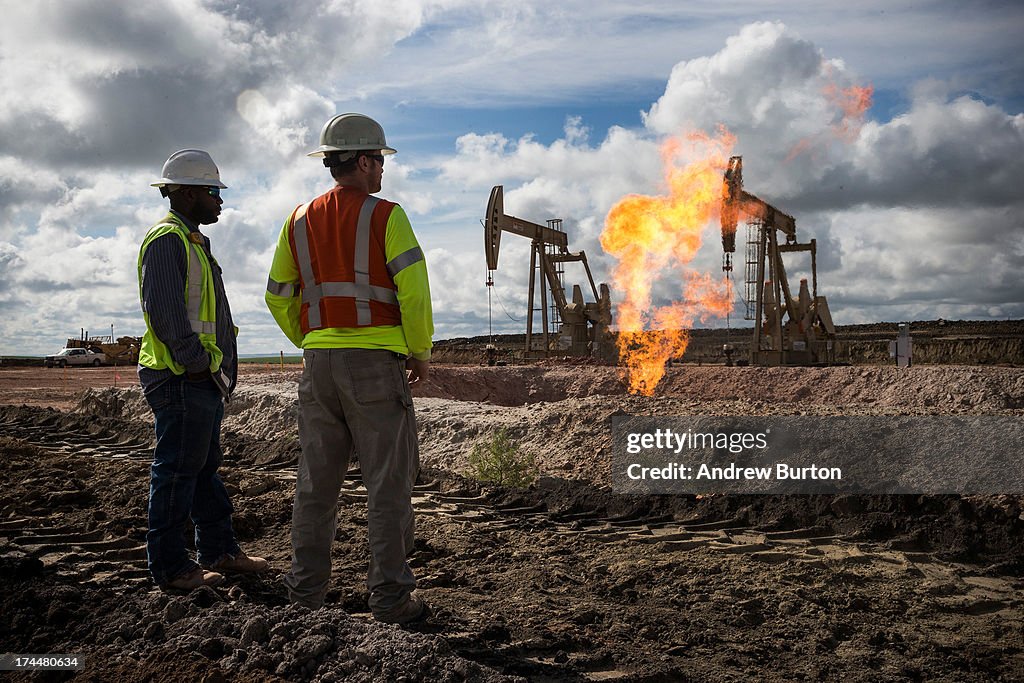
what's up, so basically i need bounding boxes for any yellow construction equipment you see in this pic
[64,330,141,365]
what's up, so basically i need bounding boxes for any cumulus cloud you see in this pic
[0,1,438,169]
[0,157,68,230]
[805,95,1024,212]
[0,1,455,354]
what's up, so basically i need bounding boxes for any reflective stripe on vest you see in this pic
[291,195,402,328]
[187,244,216,335]
[352,197,380,325]
[291,203,319,325]
[304,282,398,306]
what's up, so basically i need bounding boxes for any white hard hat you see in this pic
[307,113,397,159]
[151,149,228,189]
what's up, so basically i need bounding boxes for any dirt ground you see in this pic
[1,362,1023,682]
[0,366,135,411]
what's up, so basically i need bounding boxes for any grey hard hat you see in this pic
[307,113,397,159]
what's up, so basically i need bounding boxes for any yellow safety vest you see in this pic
[137,213,225,376]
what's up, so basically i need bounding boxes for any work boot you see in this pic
[373,594,428,625]
[166,567,224,591]
[205,550,270,574]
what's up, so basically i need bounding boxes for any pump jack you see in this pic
[721,156,837,366]
[485,185,612,358]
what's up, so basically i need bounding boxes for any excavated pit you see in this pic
[1,363,1023,681]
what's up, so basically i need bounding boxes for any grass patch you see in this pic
[466,428,538,489]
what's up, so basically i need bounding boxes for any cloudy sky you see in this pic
[1,1,1021,356]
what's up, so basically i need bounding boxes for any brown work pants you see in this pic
[284,348,418,613]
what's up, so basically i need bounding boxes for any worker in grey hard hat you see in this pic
[270,113,434,624]
[307,113,397,194]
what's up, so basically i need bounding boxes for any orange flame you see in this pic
[826,82,873,142]
[601,127,736,396]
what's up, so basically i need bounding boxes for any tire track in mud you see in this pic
[0,413,156,588]
[408,490,1023,619]
[3,409,1020,622]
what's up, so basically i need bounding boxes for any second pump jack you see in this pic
[721,156,837,366]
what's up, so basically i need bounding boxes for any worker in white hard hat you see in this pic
[138,149,268,591]
[266,114,433,623]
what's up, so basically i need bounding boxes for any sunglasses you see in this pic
[205,187,222,197]
[364,153,385,166]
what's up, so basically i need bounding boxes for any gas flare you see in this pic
[826,81,873,142]
[600,127,736,396]
[787,66,873,161]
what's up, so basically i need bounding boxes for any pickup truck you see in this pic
[43,348,107,368]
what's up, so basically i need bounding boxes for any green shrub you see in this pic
[466,428,538,488]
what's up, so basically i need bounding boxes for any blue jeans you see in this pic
[145,375,240,585]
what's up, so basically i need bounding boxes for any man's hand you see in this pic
[406,357,429,386]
